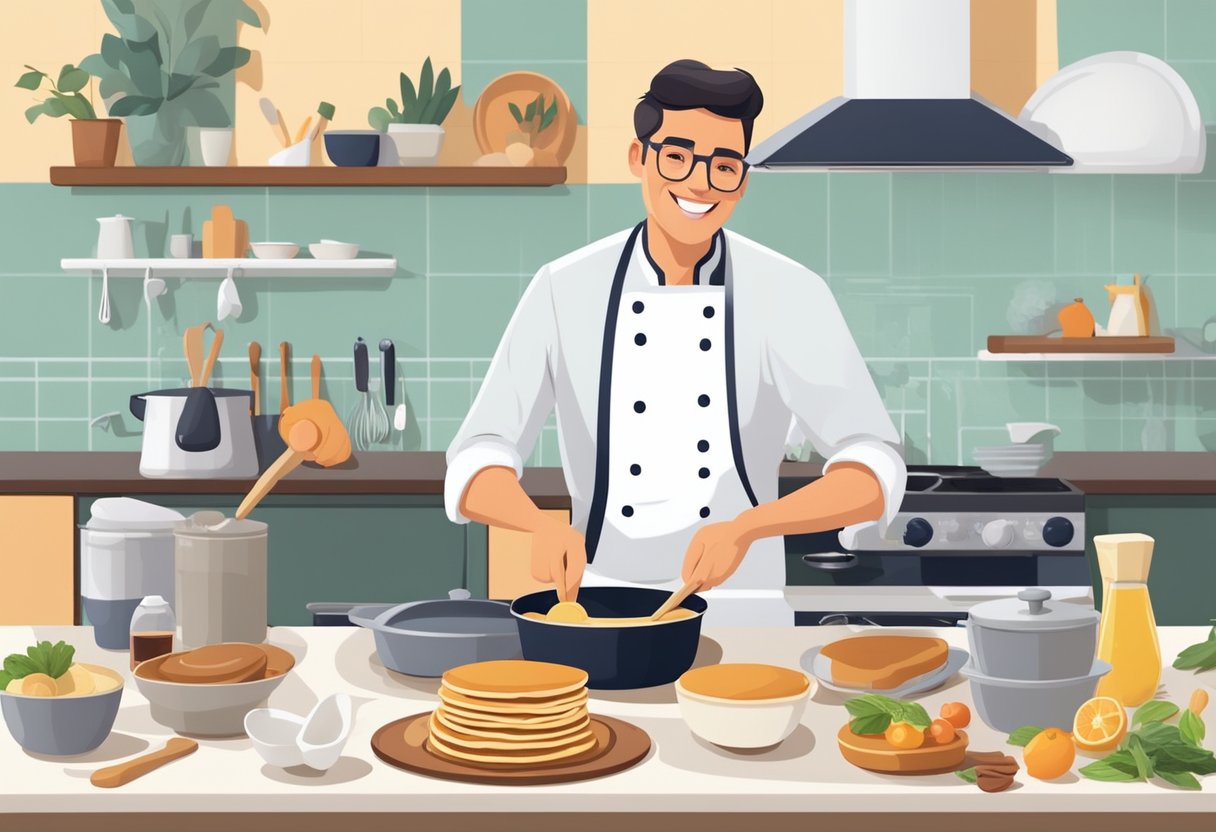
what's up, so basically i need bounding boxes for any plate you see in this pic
[800,645,970,698]
[837,724,969,774]
[473,71,577,163]
[372,712,650,785]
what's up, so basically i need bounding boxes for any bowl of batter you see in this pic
[510,587,707,690]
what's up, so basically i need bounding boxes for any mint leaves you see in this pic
[844,694,931,734]
[0,640,75,690]
[1173,621,1216,673]
[1079,709,1215,790]
[1007,726,1044,747]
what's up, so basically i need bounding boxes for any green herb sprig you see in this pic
[0,640,75,690]
[1174,621,1216,673]
[844,693,931,735]
[1077,700,1214,790]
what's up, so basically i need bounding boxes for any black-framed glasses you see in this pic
[642,140,749,193]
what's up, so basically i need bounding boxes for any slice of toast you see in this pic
[820,636,949,690]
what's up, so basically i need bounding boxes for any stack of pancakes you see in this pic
[428,660,596,767]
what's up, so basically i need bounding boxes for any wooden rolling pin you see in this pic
[91,738,198,788]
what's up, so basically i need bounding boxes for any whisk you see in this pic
[348,338,376,450]
[368,339,393,445]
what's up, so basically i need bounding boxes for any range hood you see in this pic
[748,0,1073,170]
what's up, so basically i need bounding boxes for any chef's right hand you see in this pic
[530,519,586,601]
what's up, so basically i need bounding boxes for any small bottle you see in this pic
[129,595,176,670]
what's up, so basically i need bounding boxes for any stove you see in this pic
[781,466,1092,626]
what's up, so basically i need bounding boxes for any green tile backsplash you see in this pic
[2,0,1216,461]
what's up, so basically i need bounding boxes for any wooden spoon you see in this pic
[278,341,290,414]
[248,341,261,416]
[90,738,198,789]
[650,579,700,621]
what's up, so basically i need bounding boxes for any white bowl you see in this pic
[674,666,812,749]
[250,242,300,259]
[308,240,360,260]
[133,644,295,737]
[245,707,306,768]
[298,693,352,771]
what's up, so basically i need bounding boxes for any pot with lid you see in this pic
[967,588,1100,680]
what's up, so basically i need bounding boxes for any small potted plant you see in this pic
[16,63,121,167]
[368,58,460,166]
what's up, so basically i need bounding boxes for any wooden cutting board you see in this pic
[837,724,968,774]
[202,205,249,258]
[987,335,1175,354]
[372,711,650,785]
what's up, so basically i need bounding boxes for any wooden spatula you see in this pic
[650,579,700,621]
[90,738,198,788]
[183,322,221,387]
[248,341,261,416]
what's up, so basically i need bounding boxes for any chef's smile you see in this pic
[671,194,718,219]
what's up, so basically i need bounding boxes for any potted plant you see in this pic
[368,58,460,166]
[80,0,263,166]
[16,63,122,167]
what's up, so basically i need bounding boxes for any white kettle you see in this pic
[96,215,134,259]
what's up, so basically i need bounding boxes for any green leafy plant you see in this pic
[0,641,76,690]
[368,58,460,131]
[508,94,558,137]
[1174,621,1216,672]
[80,0,261,126]
[16,64,97,123]
[843,694,931,735]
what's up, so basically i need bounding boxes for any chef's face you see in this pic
[628,108,749,246]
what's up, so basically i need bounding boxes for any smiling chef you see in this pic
[445,60,906,626]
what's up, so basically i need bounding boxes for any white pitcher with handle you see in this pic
[96,215,134,259]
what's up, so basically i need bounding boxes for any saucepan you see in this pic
[511,586,707,690]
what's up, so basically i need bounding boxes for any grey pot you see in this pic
[1,668,123,756]
[349,590,522,677]
[967,588,1100,681]
[962,659,1110,732]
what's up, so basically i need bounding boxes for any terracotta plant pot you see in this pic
[70,119,122,167]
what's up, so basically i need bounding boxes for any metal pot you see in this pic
[511,587,707,690]
[130,388,257,479]
[967,588,1099,680]
[962,659,1111,732]
[348,590,522,677]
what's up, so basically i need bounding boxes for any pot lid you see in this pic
[86,497,184,531]
[174,510,267,538]
[136,387,253,398]
[968,588,1099,631]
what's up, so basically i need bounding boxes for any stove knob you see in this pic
[1042,516,1075,548]
[902,517,934,548]
[982,519,1016,548]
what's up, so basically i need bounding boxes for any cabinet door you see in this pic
[0,496,75,624]
[487,510,571,600]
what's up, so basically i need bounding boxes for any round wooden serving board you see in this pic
[372,711,651,785]
[472,71,577,162]
[837,724,969,774]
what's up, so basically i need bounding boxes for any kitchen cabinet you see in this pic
[77,495,483,626]
[0,496,74,625]
[487,509,571,600]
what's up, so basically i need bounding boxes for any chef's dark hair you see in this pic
[634,60,764,152]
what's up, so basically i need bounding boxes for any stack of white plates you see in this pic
[972,443,1053,477]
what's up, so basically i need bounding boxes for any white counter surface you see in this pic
[2,625,1214,829]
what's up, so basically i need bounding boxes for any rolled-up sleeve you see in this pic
[766,272,907,531]
[444,266,558,524]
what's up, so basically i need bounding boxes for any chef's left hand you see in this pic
[681,520,755,590]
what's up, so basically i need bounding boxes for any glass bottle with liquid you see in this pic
[1094,534,1161,707]
[129,595,176,670]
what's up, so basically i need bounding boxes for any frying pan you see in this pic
[511,587,707,690]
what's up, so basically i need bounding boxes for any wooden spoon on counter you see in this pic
[91,738,198,788]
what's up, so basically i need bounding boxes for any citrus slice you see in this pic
[1073,696,1127,753]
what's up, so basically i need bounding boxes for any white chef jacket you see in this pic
[445,224,906,610]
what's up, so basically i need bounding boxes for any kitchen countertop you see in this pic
[2,625,1213,831]
[1,451,1214,500]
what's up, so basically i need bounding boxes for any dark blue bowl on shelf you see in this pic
[510,586,706,690]
[323,130,380,167]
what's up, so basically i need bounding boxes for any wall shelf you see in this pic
[49,165,567,187]
[978,349,1216,362]
[61,257,397,277]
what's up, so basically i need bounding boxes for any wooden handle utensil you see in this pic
[311,353,322,399]
[248,341,261,416]
[279,341,291,414]
[183,322,222,387]
[650,579,699,621]
[235,420,320,520]
[90,738,198,789]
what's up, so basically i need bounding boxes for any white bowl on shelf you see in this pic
[308,240,360,260]
[250,242,300,259]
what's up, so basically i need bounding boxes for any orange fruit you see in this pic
[1023,728,1076,780]
[928,718,956,744]
[940,702,971,729]
[884,721,925,750]
[1073,696,1127,753]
